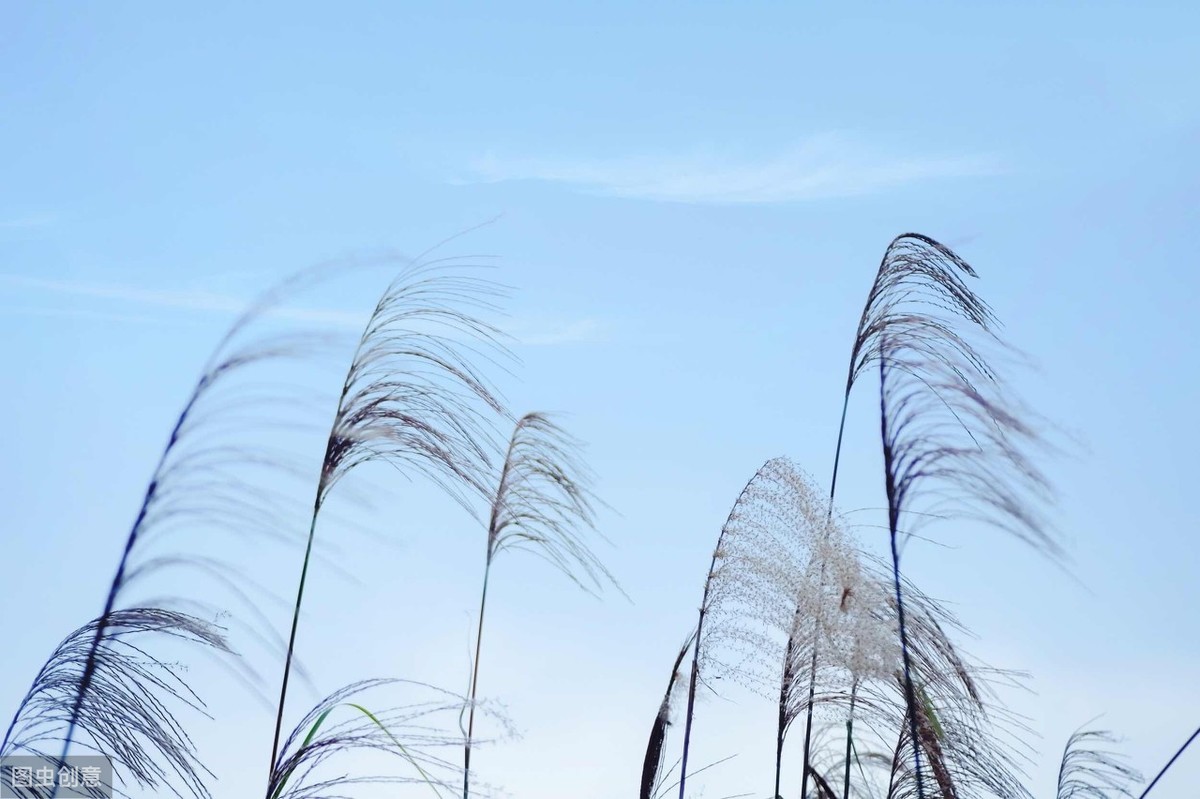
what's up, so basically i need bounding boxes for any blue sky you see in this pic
[2,3,1198,797]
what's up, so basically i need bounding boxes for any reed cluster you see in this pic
[1,235,1191,799]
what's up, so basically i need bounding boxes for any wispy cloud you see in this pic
[504,317,607,346]
[2,275,606,345]
[0,274,368,328]
[459,134,1002,204]
[0,214,55,229]
[0,305,168,325]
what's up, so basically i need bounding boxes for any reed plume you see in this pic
[2,263,342,798]
[676,457,839,799]
[1053,727,1140,799]
[268,679,492,799]
[804,231,999,798]
[772,498,878,799]
[841,572,1035,799]
[879,675,1032,799]
[462,412,613,798]
[1,610,231,799]
[781,548,1031,799]
[269,261,509,782]
[837,233,1057,798]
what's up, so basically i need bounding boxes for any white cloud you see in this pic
[0,274,368,328]
[502,317,607,346]
[460,134,1002,204]
[0,305,167,324]
[2,275,605,345]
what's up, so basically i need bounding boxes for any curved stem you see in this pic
[677,609,705,799]
[1137,725,1199,799]
[678,471,763,799]
[796,394,851,799]
[798,633,822,799]
[49,383,203,799]
[463,564,491,799]
[843,685,857,799]
[890,531,924,799]
[829,394,851,506]
[269,505,321,781]
[776,636,795,799]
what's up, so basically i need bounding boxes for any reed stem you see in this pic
[463,564,491,799]
[269,506,321,780]
[1137,725,1200,799]
[843,684,857,799]
[890,529,924,799]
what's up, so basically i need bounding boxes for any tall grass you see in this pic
[3,232,1193,799]
[640,633,694,799]
[461,412,615,798]
[267,261,509,781]
[857,235,1055,799]
[1,265,334,798]
[1054,727,1141,799]
[268,680,485,799]
[675,458,824,799]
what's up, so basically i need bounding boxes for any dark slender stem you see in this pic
[843,684,857,799]
[890,530,924,799]
[776,639,794,799]
[794,395,853,799]
[678,472,762,799]
[677,626,703,799]
[269,505,321,781]
[879,354,923,799]
[463,563,491,799]
[1137,725,1200,799]
[49,382,203,799]
[798,637,821,799]
[829,394,851,506]
[269,338,360,783]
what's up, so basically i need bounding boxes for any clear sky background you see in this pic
[2,3,1198,798]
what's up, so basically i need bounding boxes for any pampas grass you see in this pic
[269,260,509,780]
[461,412,614,798]
[0,263,343,799]
[1053,727,1141,799]
[1,609,229,799]
[4,231,1189,799]
[854,234,1056,799]
[675,457,836,799]
[269,680,497,799]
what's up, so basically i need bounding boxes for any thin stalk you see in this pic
[798,636,822,799]
[798,394,851,799]
[843,684,857,799]
[463,564,492,799]
[890,529,924,799]
[879,351,925,799]
[677,603,707,799]
[267,283,365,780]
[776,632,796,799]
[828,393,851,507]
[678,473,761,799]
[852,732,875,799]
[51,384,203,799]
[1137,725,1200,799]
[269,505,321,780]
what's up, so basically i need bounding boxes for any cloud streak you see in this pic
[2,274,605,346]
[1,274,369,328]
[461,134,1002,204]
[505,317,607,346]
[0,215,55,229]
